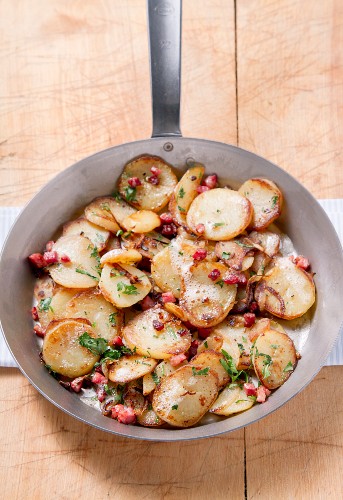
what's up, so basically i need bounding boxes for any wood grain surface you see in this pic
[0,1,342,499]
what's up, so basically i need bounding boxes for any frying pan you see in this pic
[1,0,342,441]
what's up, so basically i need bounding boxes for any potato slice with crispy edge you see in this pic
[189,350,229,388]
[179,262,237,328]
[137,407,164,427]
[151,246,181,298]
[119,155,178,212]
[84,197,121,233]
[100,249,142,267]
[99,263,151,308]
[213,315,252,366]
[49,235,101,289]
[152,365,219,427]
[34,275,55,302]
[64,289,122,342]
[135,233,169,260]
[143,372,156,396]
[210,384,254,416]
[186,188,253,240]
[164,302,189,322]
[63,217,110,251]
[122,210,161,233]
[108,193,137,226]
[215,240,255,271]
[255,257,315,319]
[169,164,205,226]
[154,359,187,381]
[251,328,297,389]
[42,318,99,378]
[238,178,283,230]
[108,355,158,383]
[122,306,191,360]
[248,230,280,257]
[197,333,224,354]
[105,235,121,251]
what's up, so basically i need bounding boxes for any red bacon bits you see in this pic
[160,212,173,224]
[60,254,71,263]
[91,372,108,385]
[33,324,45,338]
[177,328,189,337]
[170,353,187,366]
[43,251,58,265]
[249,301,259,313]
[45,240,55,252]
[161,292,176,303]
[111,404,136,424]
[161,223,177,237]
[195,223,205,235]
[151,166,162,176]
[256,385,271,403]
[188,339,200,359]
[223,272,247,286]
[208,269,221,281]
[243,382,257,397]
[196,185,210,194]
[295,255,310,271]
[203,174,218,189]
[128,177,142,188]
[153,320,164,331]
[193,248,207,261]
[141,295,156,311]
[70,376,85,393]
[244,312,256,328]
[31,306,39,321]
[198,327,212,339]
[147,175,159,185]
[96,386,107,402]
[28,253,47,269]
[110,336,124,347]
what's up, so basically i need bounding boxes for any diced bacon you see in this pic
[188,339,200,359]
[256,385,271,403]
[160,212,173,224]
[177,328,189,337]
[203,174,218,189]
[60,254,71,263]
[249,301,259,313]
[91,372,108,385]
[208,269,221,281]
[161,292,176,303]
[223,272,247,285]
[153,320,164,331]
[295,255,310,270]
[111,404,136,424]
[198,327,212,339]
[161,223,177,236]
[33,324,45,337]
[96,386,107,402]
[141,295,156,310]
[45,240,55,252]
[195,223,205,234]
[170,353,187,366]
[193,248,207,261]
[70,376,85,393]
[196,185,210,194]
[110,336,124,347]
[147,175,159,185]
[244,312,256,328]
[151,166,162,176]
[128,177,142,187]
[244,382,257,397]
[28,253,47,269]
[43,251,58,264]
[31,306,39,321]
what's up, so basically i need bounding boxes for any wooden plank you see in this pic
[236,0,343,199]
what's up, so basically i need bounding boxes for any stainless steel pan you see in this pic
[1,0,342,441]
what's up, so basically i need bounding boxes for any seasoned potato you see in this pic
[163,302,189,322]
[186,188,253,240]
[136,233,169,259]
[104,235,121,251]
[34,275,55,302]
[49,235,100,289]
[108,355,158,383]
[151,246,181,298]
[169,164,205,226]
[238,178,283,230]
[215,240,255,271]
[119,155,178,211]
[143,372,156,395]
[213,315,252,358]
[122,210,161,233]
[99,263,151,308]
[154,359,187,380]
[179,262,237,327]
[100,249,142,267]
[249,231,280,257]
[255,257,315,319]
[42,319,99,378]
[251,328,297,389]
[64,289,122,342]
[108,194,137,226]
[137,407,164,427]
[84,197,121,233]
[152,365,219,427]
[47,287,79,321]
[189,350,229,388]
[197,333,224,354]
[63,217,110,251]
[122,307,191,359]
[210,385,254,416]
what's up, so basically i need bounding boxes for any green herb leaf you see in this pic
[204,340,208,348]
[222,251,231,259]
[38,297,53,313]
[178,187,185,199]
[44,364,59,379]
[283,361,294,373]
[100,203,111,212]
[213,222,225,228]
[271,195,278,208]
[171,404,179,410]
[192,366,210,376]
[152,372,160,385]
[108,312,118,326]
[124,186,137,202]
[75,268,98,280]
[112,191,122,202]
[236,241,254,249]
[177,205,186,212]
[220,349,249,383]
[116,229,123,237]
[237,343,244,354]
[79,332,108,355]
[215,279,225,288]
[270,344,280,349]
[116,282,139,295]
[259,352,273,379]
[247,395,257,402]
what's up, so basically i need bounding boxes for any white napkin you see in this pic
[0,202,342,367]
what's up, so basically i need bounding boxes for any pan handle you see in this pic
[148,0,182,138]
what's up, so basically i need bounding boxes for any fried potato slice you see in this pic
[104,235,121,251]
[100,249,142,267]
[210,385,254,416]
[249,231,280,257]
[238,178,283,230]
[154,359,187,380]
[109,194,137,226]
[119,155,178,212]
[213,315,252,365]
[34,275,55,302]
[164,302,189,322]
[108,355,158,383]
[84,197,121,233]
[137,407,164,427]
[255,257,315,319]
[121,210,161,233]
[64,289,122,342]
[143,372,156,396]
[122,307,191,359]
[215,240,255,271]
[189,350,229,388]
[49,235,100,289]
[197,333,224,354]
[42,319,99,378]
[152,365,219,427]
[251,328,297,389]
[151,246,181,298]
[186,188,253,240]
[169,164,205,226]
[179,262,237,328]
[135,233,169,260]
[99,263,151,308]
[63,217,110,251]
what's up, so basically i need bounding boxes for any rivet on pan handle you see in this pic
[148,0,182,138]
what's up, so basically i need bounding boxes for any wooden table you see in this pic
[1,1,342,498]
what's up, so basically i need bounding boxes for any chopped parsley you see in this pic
[259,352,273,378]
[220,349,249,383]
[117,282,139,295]
[112,191,122,201]
[178,205,186,212]
[90,246,101,275]
[100,203,111,212]
[222,251,231,259]
[152,372,160,385]
[116,229,124,237]
[204,340,208,348]
[108,312,118,326]
[271,195,278,208]
[79,332,108,355]
[178,251,184,256]
[75,268,98,280]
[178,187,185,199]
[237,343,244,354]
[215,279,225,288]
[124,186,136,202]
[270,344,280,349]
[192,366,210,376]
[283,361,294,373]
[44,364,59,379]
[38,297,53,313]
[236,241,254,249]
[171,404,179,410]
[213,222,225,228]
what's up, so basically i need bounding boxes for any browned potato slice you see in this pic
[255,257,315,319]
[122,210,161,233]
[46,287,80,322]
[99,263,151,308]
[64,289,122,342]
[108,194,137,226]
[164,302,189,322]
[34,275,55,302]
[137,407,164,427]
[197,333,224,354]
[168,164,205,226]
[186,188,253,240]
[238,178,283,230]
[63,217,110,251]
[215,240,255,271]
[249,231,280,257]
[122,307,191,359]
[108,355,157,383]
[42,319,99,378]
[123,387,146,415]
[84,197,121,233]
[154,359,187,380]
[251,328,297,389]
[248,317,286,342]
[179,262,237,328]
[210,385,254,416]
[136,233,169,259]
[190,350,229,388]
[49,235,100,289]
[152,365,219,427]
[105,235,121,251]
[100,249,142,267]
[151,246,181,298]
[214,316,251,354]
[119,155,178,212]
[143,373,156,395]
